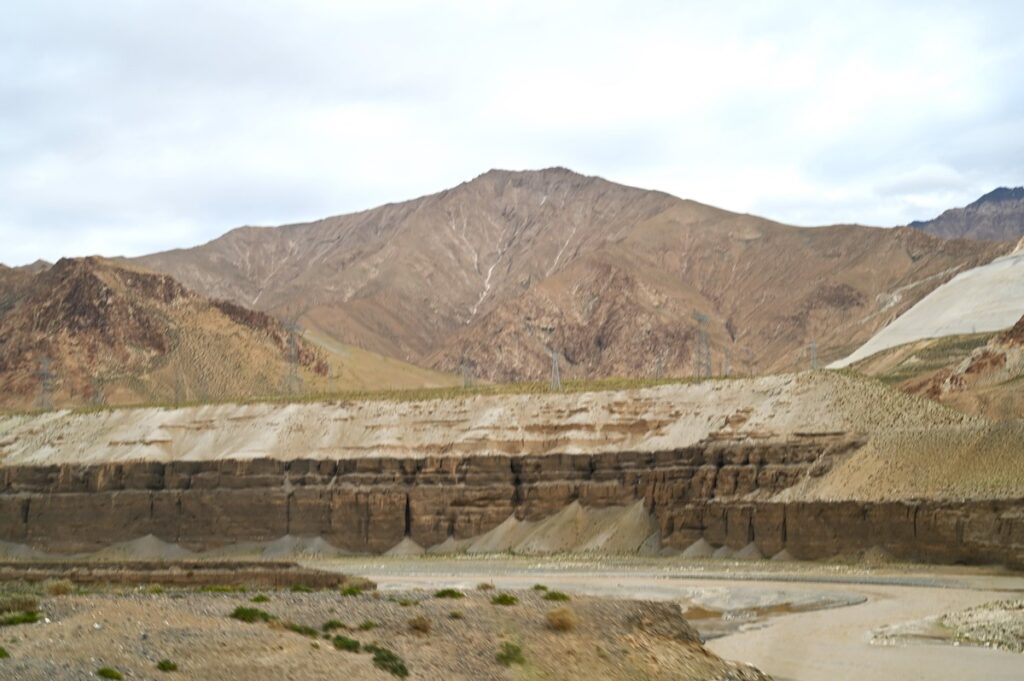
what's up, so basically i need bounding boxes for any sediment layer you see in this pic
[1,441,1020,567]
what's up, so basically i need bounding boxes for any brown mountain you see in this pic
[0,257,336,410]
[909,187,1024,241]
[134,168,1007,382]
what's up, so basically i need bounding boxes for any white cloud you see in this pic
[1,0,1022,264]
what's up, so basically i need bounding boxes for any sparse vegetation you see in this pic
[96,668,124,680]
[290,584,314,593]
[543,591,571,602]
[365,645,409,678]
[284,622,319,638]
[546,607,577,632]
[0,595,39,614]
[491,593,518,606]
[532,584,549,592]
[496,642,525,667]
[200,584,246,594]
[146,584,165,595]
[448,611,464,620]
[0,611,41,627]
[45,579,74,596]
[357,619,378,631]
[433,588,464,599]
[322,619,345,632]
[331,635,360,652]
[408,615,431,634]
[229,606,274,623]
[250,594,270,603]
[340,586,363,597]
[476,582,495,591]
[0,646,8,658]
[156,659,178,672]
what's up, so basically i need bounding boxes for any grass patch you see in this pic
[0,611,41,627]
[543,591,570,602]
[357,619,378,631]
[340,586,363,597]
[45,579,74,596]
[229,606,274,623]
[365,645,409,678]
[496,642,525,667]
[249,594,270,603]
[448,611,464,620]
[322,619,345,632]
[0,595,39,614]
[491,593,518,606]
[546,607,577,632]
[284,622,319,638]
[433,588,464,599]
[0,646,8,658]
[96,669,124,680]
[476,582,495,591]
[331,635,360,653]
[200,584,246,594]
[290,584,314,593]
[146,585,165,595]
[156,659,178,672]
[408,615,431,635]
[532,584,549,592]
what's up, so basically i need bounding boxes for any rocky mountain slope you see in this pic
[134,168,1006,382]
[910,187,1024,241]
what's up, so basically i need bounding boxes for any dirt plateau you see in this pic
[0,373,1021,567]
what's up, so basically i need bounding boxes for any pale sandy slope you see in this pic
[832,244,1024,368]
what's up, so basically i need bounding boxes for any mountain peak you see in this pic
[971,186,1024,207]
[909,186,1024,242]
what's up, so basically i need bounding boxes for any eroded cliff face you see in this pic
[1,437,1020,567]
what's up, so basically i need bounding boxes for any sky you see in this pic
[2,0,1023,266]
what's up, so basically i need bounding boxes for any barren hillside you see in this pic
[910,187,1024,241]
[134,168,1006,382]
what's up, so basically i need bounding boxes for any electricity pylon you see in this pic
[691,311,711,379]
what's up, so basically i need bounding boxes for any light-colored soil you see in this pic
[0,585,768,681]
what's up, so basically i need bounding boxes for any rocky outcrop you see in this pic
[1,437,1020,567]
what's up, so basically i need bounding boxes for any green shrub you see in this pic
[156,659,178,672]
[496,642,525,666]
[290,584,314,593]
[408,615,431,634]
[331,635,360,653]
[146,585,165,595]
[491,593,518,606]
[45,579,74,596]
[0,646,8,658]
[0,611,41,627]
[250,594,270,603]
[532,584,549,592]
[285,622,319,637]
[357,620,378,631]
[476,582,495,591]
[448,611,464,620]
[0,596,38,614]
[365,645,409,678]
[96,669,124,680]
[340,586,363,597]
[229,606,274,623]
[543,591,570,602]
[433,588,464,599]
[322,619,345,632]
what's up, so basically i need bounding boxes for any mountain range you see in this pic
[910,186,1024,241]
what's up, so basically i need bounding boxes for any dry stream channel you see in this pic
[320,556,1024,681]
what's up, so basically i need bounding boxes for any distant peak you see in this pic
[970,186,1024,206]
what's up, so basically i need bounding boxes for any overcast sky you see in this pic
[2,0,1022,265]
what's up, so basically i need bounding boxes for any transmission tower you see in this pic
[284,321,303,396]
[723,348,732,377]
[90,376,105,407]
[461,357,474,389]
[691,311,711,379]
[549,347,561,391]
[808,339,818,370]
[36,356,55,411]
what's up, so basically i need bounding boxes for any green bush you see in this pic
[490,593,518,606]
[156,659,178,672]
[340,586,363,597]
[290,584,314,593]
[543,591,570,602]
[476,582,495,591]
[322,619,345,632]
[285,622,319,637]
[365,645,409,678]
[433,588,464,599]
[229,606,274,623]
[532,584,549,592]
[331,635,360,653]
[496,642,525,666]
[250,594,270,603]
[0,646,8,658]
[96,668,124,680]
[408,615,431,634]
[357,620,378,631]
[0,611,41,627]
